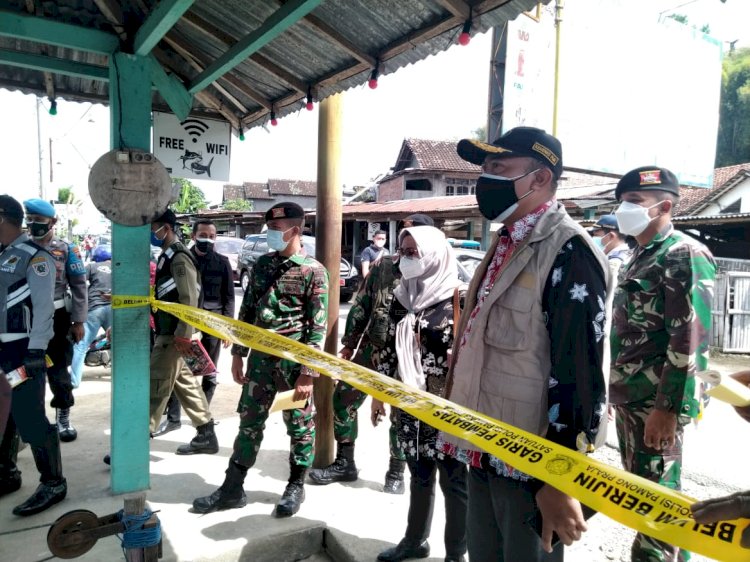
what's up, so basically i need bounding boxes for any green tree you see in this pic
[715,47,750,167]
[222,198,253,211]
[172,178,208,213]
[57,186,75,204]
[471,125,487,142]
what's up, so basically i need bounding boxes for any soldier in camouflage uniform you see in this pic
[193,202,329,518]
[308,214,433,494]
[610,166,716,562]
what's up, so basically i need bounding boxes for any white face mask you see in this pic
[373,239,386,248]
[267,227,294,251]
[614,201,661,237]
[399,256,427,279]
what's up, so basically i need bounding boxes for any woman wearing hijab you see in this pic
[371,226,467,562]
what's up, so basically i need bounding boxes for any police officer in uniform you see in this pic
[0,195,67,516]
[149,209,218,455]
[192,202,328,518]
[23,199,86,442]
[155,219,235,436]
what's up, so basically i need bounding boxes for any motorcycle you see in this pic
[84,334,111,368]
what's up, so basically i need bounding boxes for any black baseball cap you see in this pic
[457,127,563,179]
[403,213,434,227]
[0,195,24,220]
[265,202,305,222]
[153,208,177,227]
[615,166,680,200]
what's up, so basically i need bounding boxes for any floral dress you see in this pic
[375,295,456,461]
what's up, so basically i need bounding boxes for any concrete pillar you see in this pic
[313,93,343,468]
[108,52,152,492]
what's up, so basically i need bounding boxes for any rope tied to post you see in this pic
[116,508,161,550]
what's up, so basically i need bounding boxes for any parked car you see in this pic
[213,235,244,283]
[238,234,359,302]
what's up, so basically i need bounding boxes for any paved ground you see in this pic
[1,292,749,561]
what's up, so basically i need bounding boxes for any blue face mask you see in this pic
[267,227,294,251]
[151,225,166,247]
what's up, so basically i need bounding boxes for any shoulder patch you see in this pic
[30,256,50,277]
[174,263,186,278]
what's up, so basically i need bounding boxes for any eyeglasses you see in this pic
[398,247,420,258]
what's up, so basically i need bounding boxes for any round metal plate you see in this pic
[88,148,172,226]
[47,509,100,559]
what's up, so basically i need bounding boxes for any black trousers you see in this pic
[404,455,468,559]
[467,466,564,562]
[165,331,220,422]
[0,339,54,465]
[47,308,74,409]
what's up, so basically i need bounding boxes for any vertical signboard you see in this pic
[152,111,231,182]
[501,0,723,188]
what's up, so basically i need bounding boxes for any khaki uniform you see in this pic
[149,241,211,432]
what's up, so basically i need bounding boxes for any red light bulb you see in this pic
[458,31,471,46]
[368,78,378,89]
[306,101,314,111]
[271,117,278,126]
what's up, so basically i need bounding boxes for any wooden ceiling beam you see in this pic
[153,48,240,129]
[180,11,308,94]
[301,13,376,68]
[438,0,472,20]
[163,33,269,111]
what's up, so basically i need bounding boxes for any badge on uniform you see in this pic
[638,170,661,185]
[1,255,19,273]
[30,256,50,276]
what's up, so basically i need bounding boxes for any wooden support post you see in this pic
[109,52,152,493]
[313,93,343,468]
[122,493,160,562]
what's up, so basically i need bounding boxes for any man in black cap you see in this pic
[0,194,68,516]
[309,213,434,495]
[147,209,218,456]
[193,202,329,518]
[610,166,716,562]
[438,127,607,561]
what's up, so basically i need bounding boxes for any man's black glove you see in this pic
[692,491,750,548]
[23,349,46,379]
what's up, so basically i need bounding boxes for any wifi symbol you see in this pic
[180,118,209,143]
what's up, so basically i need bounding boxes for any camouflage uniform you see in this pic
[610,227,715,562]
[231,251,329,469]
[335,256,405,461]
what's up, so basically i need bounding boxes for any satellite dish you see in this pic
[88,149,172,226]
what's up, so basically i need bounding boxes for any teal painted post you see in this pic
[108,52,152,493]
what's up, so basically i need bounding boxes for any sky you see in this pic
[1,0,749,229]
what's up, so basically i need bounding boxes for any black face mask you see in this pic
[29,221,52,239]
[474,170,538,222]
[195,238,214,254]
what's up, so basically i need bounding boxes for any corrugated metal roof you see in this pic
[672,212,750,225]
[0,0,541,131]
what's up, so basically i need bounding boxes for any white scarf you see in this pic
[393,226,461,390]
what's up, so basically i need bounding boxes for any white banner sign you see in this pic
[152,111,231,182]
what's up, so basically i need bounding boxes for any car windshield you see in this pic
[214,237,244,254]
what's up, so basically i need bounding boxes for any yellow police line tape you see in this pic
[113,295,747,561]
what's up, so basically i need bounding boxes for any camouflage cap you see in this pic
[265,202,305,222]
[615,166,680,200]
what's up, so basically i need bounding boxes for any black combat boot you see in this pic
[192,461,248,514]
[175,419,219,455]
[13,425,67,516]
[275,464,306,518]
[308,442,358,485]
[56,408,78,442]
[383,457,406,494]
[0,429,22,497]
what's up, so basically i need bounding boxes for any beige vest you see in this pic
[445,202,607,450]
